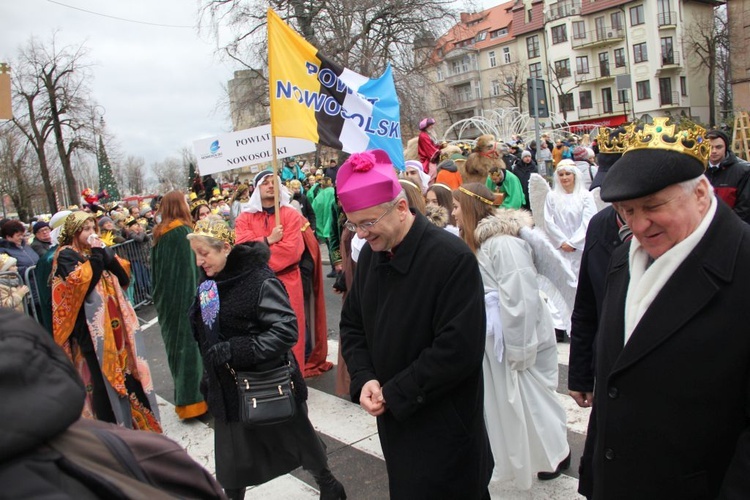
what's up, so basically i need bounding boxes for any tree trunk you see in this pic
[18,100,58,213]
[44,70,79,205]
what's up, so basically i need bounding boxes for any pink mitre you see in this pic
[336,150,402,213]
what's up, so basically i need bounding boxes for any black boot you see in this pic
[224,487,245,500]
[313,469,346,500]
[326,268,338,278]
[537,452,571,480]
[555,329,567,343]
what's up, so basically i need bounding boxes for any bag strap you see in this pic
[89,428,152,485]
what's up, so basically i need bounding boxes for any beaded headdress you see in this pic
[622,117,709,166]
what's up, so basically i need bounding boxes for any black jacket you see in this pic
[705,151,750,223]
[190,242,306,423]
[512,159,538,211]
[340,213,493,499]
[568,206,622,393]
[580,201,750,499]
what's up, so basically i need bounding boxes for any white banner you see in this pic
[193,124,317,175]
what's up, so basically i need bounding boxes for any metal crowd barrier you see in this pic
[111,239,152,310]
[23,265,39,322]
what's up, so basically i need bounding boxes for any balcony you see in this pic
[656,51,682,75]
[577,101,623,120]
[659,91,683,108]
[448,96,482,112]
[658,11,677,28]
[571,27,625,49]
[546,1,582,22]
[574,64,627,84]
[444,69,480,87]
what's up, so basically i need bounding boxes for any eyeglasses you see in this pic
[344,203,396,233]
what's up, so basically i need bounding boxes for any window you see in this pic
[611,11,623,30]
[659,78,673,105]
[573,21,586,40]
[602,88,613,113]
[636,80,651,100]
[630,5,645,26]
[580,90,593,109]
[595,17,606,40]
[455,83,473,102]
[436,66,444,81]
[614,48,626,68]
[554,59,571,78]
[633,42,648,63]
[680,76,688,96]
[599,52,610,77]
[491,28,508,39]
[476,31,487,42]
[527,8,532,23]
[503,47,511,64]
[658,0,672,26]
[529,62,542,79]
[491,80,501,96]
[618,89,628,104]
[551,24,567,45]
[576,56,590,74]
[489,51,497,68]
[661,37,674,65]
[559,93,575,112]
[451,55,472,74]
[527,35,540,59]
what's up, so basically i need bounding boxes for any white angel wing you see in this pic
[590,186,610,212]
[519,225,577,324]
[528,173,551,232]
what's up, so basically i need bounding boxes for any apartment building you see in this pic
[427,0,718,136]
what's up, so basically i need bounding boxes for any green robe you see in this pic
[487,172,526,209]
[312,186,336,240]
[151,224,205,409]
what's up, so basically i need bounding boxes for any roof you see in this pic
[434,1,516,61]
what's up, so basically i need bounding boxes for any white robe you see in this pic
[543,189,597,281]
[477,234,569,490]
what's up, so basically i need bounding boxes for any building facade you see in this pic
[427,0,717,137]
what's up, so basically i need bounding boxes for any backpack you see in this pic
[0,419,225,499]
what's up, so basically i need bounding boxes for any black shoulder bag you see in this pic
[228,355,296,427]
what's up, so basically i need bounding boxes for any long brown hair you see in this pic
[152,191,192,244]
[452,183,495,253]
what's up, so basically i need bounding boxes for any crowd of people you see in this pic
[3,114,750,499]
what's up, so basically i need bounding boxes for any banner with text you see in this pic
[193,124,316,176]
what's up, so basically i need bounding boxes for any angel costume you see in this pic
[475,209,569,489]
[543,163,597,280]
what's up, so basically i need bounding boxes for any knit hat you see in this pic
[521,150,532,158]
[706,129,730,151]
[32,221,49,234]
[573,146,588,161]
[337,150,402,213]
[97,216,113,228]
[0,254,17,272]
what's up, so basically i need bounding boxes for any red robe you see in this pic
[235,207,306,368]
[300,222,333,377]
[418,130,440,174]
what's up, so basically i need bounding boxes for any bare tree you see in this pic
[151,157,184,193]
[0,124,37,221]
[123,155,146,196]
[494,62,527,112]
[12,34,95,208]
[200,0,457,130]
[685,7,729,127]
[547,61,579,124]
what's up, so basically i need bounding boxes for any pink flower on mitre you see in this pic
[349,151,376,172]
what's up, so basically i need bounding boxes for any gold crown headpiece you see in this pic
[190,199,208,213]
[193,218,235,246]
[596,122,635,154]
[623,117,709,165]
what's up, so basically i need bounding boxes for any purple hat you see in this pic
[337,150,402,213]
[419,117,435,131]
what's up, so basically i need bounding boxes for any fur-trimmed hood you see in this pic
[475,208,534,245]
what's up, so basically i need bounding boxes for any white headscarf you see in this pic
[246,170,292,214]
[553,159,584,196]
[49,210,73,246]
[404,160,430,194]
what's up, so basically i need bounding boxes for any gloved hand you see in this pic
[205,341,232,366]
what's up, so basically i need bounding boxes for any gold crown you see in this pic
[193,218,235,246]
[623,117,709,165]
[596,122,635,154]
[190,199,208,213]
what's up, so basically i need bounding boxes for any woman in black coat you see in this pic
[187,218,345,500]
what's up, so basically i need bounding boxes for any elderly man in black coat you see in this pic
[579,117,750,499]
[338,150,493,499]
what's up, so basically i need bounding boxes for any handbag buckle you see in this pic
[244,380,250,390]
[252,397,257,408]
[278,385,282,395]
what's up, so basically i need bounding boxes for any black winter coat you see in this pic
[190,242,306,423]
[705,151,750,223]
[580,201,750,499]
[340,213,493,499]
[568,206,622,393]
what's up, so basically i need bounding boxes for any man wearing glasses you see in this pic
[338,150,493,499]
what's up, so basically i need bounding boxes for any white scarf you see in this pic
[624,195,717,343]
[246,176,292,214]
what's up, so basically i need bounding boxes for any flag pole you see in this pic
[271,134,281,226]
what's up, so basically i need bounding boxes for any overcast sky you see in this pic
[0,0,492,176]
[0,0,235,172]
